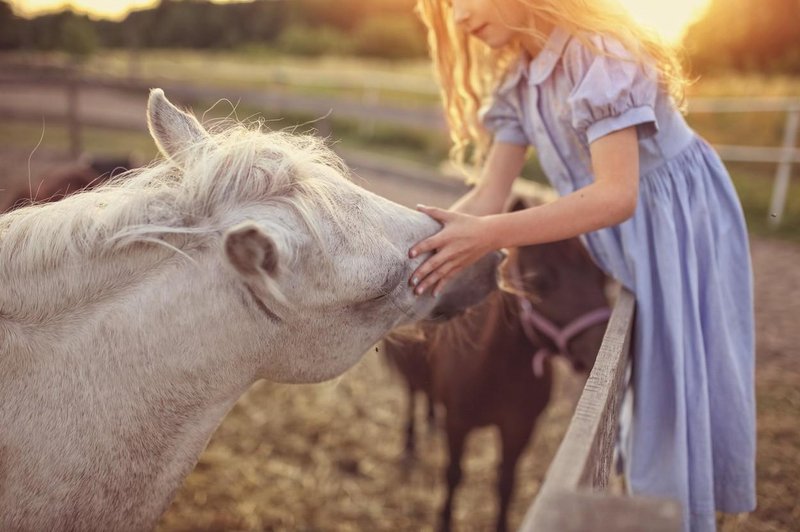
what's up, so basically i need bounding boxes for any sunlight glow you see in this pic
[12,0,712,42]
[12,0,168,20]
[618,0,712,42]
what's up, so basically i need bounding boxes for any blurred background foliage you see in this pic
[0,0,426,60]
[684,0,800,74]
[0,0,799,71]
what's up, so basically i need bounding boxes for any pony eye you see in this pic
[535,277,553,293]
[531,269,557,294]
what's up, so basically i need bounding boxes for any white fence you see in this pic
[688,98,800,226]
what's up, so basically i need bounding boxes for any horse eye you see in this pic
[350,264,403,308]
[533,278,550,293]
[532,270,557,293]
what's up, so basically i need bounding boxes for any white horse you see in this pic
[0,89,500,531]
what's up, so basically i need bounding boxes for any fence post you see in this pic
[768,107,800,227]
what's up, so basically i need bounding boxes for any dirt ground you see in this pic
[1,149,798,531]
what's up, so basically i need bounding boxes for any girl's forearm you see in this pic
[485,180,637,249]
[452,142,528,216]
[450,185,507,216]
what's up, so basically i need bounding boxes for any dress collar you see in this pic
[526,26,571,85]
[496,26,571,92]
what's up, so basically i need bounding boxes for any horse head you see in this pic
[0,89,501,531]
[145,89,501,382]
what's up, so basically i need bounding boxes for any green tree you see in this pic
[277,25,352,56]
[60,13,98,62]
[0,1,22,49]
[352,16,427,59]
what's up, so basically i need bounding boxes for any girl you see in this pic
[407,1,756,530]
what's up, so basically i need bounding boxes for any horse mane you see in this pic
[0,121,351,278]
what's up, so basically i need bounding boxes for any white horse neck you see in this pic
[0,244,268,530]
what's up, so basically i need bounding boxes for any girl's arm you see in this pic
[409,127,640,295]
[486,126,639,247]
[450,141,528,216]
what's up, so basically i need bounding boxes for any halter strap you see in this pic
[508,259,611,377]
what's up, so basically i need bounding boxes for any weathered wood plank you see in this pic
[522,490,682,532]
[539,287,635,493]
[516,288,679,532]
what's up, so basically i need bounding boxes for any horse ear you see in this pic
[505,195,528,213]
[224,222,280,278]
[147,88,208,164]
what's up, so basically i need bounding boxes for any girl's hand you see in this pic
[409,204,496,297]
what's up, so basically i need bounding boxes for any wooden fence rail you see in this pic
[518,288,682,532]
[688,98,800,226]
[0,69,796,227]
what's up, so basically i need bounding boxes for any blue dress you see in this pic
[481,27,756,532]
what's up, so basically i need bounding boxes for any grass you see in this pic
[728,163,800,240]
[2,49,441,106]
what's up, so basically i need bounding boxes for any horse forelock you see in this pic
[0,122,351,278]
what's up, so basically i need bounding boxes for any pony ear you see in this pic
[147,88,208,164]
[505,195,529,213]
[224,222,279,278]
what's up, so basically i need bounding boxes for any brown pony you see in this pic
[4,156,135,211]
[383,198,610,532]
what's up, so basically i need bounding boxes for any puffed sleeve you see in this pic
[564,35,659,144]
[478,82,529,146]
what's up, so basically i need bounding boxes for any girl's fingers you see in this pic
[416,259,460,295]
[410,250,448,288]
[432,268,460,297]
[416,204,453,223]
[414,269,442,295]
[409,234,441,259]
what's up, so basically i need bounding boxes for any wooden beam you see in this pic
[521,490,682,532]
[537,288,635,493]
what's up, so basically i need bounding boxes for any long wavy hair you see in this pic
[416,0,689,169]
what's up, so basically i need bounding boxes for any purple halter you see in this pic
[508,261,611,377]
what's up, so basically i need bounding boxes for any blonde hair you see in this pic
[416,0,688,168]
